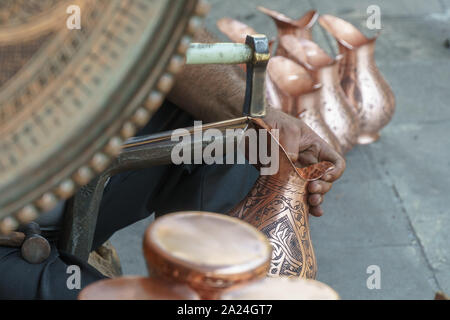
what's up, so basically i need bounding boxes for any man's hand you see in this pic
[264,107,346,217]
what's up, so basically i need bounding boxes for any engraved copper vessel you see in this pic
[319,14,395,144]
[258,7,318,43]
[228,120,334,279]
[266,56,343,154]
[279,36,359,153]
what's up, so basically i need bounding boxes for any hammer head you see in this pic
[242,35,270,118]
[21,233,51,264]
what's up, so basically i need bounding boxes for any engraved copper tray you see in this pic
[0,0,207,232]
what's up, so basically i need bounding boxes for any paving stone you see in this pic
[370,121,450,291]
[380,62,450,125]
[310,146,414,248]
[334,16,450,63]
[110,215,153,276]
[308,0,444,18]
[315,244,438,299]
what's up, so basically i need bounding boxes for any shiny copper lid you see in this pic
[144,211,272,299]
[79,276,199,300]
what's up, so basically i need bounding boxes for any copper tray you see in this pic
[0,0,207,232]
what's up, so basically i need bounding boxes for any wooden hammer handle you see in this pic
[0,232,25,247]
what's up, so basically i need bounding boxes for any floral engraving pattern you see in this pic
[228,175,317,279]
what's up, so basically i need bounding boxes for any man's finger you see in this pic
[308,194,323,206]
[320,149,346,182]
[310,206,323,217]
[308,180,333,194]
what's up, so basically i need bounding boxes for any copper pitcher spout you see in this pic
[266,56,343,154]
[279,36,360,153]
[319,15,396,144]
[228,119,334,279]
[258,7,317,50]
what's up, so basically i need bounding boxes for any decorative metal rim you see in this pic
[0,0,210,233]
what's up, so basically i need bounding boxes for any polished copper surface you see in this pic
[222,277,339,300]
[279,36,359,153]
[319,14,395,144]
[217,17,257,43]
[266,56,342,154]
[228,119,334,278]
[79,276,199,300]
[143,212,272,299]
[297,86,344,155]
[266,56,314,115]
[258,6,317,45]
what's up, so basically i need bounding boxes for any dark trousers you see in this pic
[0,101,258,299]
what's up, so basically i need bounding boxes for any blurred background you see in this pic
[111,0,450,299]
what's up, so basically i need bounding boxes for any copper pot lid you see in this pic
[79,276,200,300]
[144,212,272,293]
[0,0,208,232]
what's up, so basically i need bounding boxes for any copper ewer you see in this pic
[266,56,343,154]
[228,119,334,279]
[258,7,318,44]
[319,15,396,144]
[279,36,360,153]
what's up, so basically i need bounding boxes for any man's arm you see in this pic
[168,28,245,122]
[167,28,346,217]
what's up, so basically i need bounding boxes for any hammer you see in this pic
[0,222,51,264]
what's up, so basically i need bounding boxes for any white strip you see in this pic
[186,43,252,65]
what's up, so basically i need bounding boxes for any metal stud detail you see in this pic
[0,217,19,234]
[16,205,39,224]
[55,179,76,199]
[157,73,175,94]
[91,153,110,173]
[73,166,94,186]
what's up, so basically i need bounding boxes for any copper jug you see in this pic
[266,56,343,154]
[258,6,318,43]
[319,15,395,144]
[279,36,360,153]
[228,119,334,279]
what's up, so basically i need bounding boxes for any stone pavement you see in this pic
[111,0,450,299]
